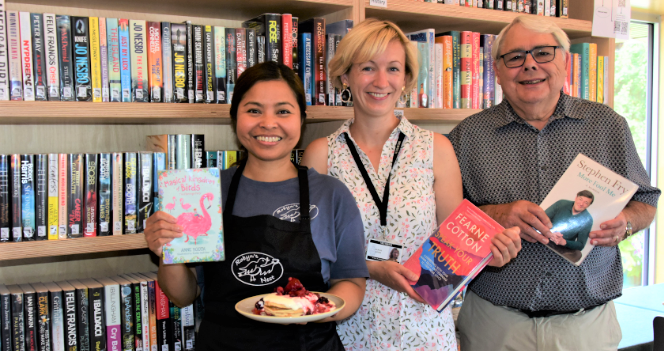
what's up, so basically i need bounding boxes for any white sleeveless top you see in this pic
[328,117,456,351]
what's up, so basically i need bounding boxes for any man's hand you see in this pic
[366,260,426,303]
[481,200,553,244]
[589,212,626,247]
[487,227,522,267]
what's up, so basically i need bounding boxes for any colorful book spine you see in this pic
[471,32,480,109]
[161,22,173,103]
[203,25,215,103]
[71,16,91,101]
[55,15,73,101]
[0,1,8,101]
[603,56,609,105]
[145,277,157,351]
[84,154,98,237]
[205,151,217,168]
[30,13,48,101]
[152,153,165,214]
[291,17,299,75]
[213,26,226,104]
[118,19,131,102]
[281,14,292,68]
[67,154,83,238]
[234,28,246,79]
[299,33,312,105]
[98,153,112,236]
[0,155,9,243]
[175,135,191,169]
[574,53,581,98]
[246,28,256,69]
[117,279,133,351]
[192,25,204,102]
[191,134,205,168]
[325,34,335,106]
[569,43,589,100]
[7,11,23,101]
[135,276,150,351]
[481,34,495,109]
[44,13,60,101]
[148,22,163,103]
[588,43,597,102]
[112,153,123,235]
[106,18,120,102]
[123,152,137,234]
[34,154,47,241]
[434,43,443,109]
[440,31,460,108]
[57,154,67,239]
[185,21,194,102]
[312,18,326,105]
[171,23,187,103]
[154,282,171,351]
[264,14,281,64]
[597,55,604,104]
[439,36,452,109]
[20,154,35,241]
[170,304,181,351]
[89,17,102,102]
[99,18,109,102]
[408,29,435,108]
[567,50,573,96]
[137,152,153,232]
[459,31,472,109]
[225,28,236,102]
[19,12,35,101]
[97,278,120,351]
[10,155,21,242]
[130,20,148,102]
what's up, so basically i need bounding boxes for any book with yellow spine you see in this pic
[90,17,102,102]
[48,154,59,240]
[596,56,604,104]
[588,43,597,102]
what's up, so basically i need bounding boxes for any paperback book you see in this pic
[158,168,224,264]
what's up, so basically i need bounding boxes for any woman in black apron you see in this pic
[143,62,369,351]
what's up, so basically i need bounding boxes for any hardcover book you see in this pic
[71,16,92,101]
[55,15,73,101]
[158,168,224,264]
[30,13,48,101]
[89,17,102,102]
[540,154,638,266]
[43,13,60,101]
[403,199,504,312]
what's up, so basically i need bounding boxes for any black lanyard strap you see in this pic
[343,131,406,227]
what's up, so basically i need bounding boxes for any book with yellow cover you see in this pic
[597,56,604,104]
[588,43,597,102]
[89,17,102,102]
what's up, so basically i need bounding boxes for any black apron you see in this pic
[197,160,343,351]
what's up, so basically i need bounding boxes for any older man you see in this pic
[449,16,660,351]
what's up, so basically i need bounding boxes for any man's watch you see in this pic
[625,221,633,239]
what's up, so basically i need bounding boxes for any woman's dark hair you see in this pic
[229,61,307,135]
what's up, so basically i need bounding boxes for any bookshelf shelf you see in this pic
[0,234,149,262]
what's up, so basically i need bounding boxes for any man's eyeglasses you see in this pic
[499,46,560,68]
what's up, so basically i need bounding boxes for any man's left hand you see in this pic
[589,212,626,247]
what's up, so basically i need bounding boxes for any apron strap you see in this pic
[224,158,247,217]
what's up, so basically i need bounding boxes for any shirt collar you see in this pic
[332,115,414,142]
[492,93,582,130]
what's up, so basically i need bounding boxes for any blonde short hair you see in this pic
[328,18,418,92]
[492,15,570,61]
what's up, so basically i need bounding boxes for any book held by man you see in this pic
[540,153,637,266]
[158,168,224,264]
[403,199,503,312]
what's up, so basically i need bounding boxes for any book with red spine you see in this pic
[459,31,472,109]
[281,14,292,68]
[235,28,246,79]
[471,32,480,109]
[299,18,325,105]
[147,21,163,102]
[154,276,171,351]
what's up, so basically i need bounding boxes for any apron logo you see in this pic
[273,204,319,222]
[231,252,284,286]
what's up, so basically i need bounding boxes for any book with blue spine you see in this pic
[118,19,131,102]
[299,32,312,105]
[106,18,121,102]
[481,34,495,109]
[20,154,35,241]
[152,153,166,215]
[570,43,590,100]
[407,29,435,108]
[224,28,236,103]
[158,168,224,264]
[162,22,173,103]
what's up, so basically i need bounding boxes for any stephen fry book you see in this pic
[539,153,638,266]
[403,199,504,312]
[158,168,224,264]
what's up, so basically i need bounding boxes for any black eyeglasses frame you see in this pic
[499,46,562,68]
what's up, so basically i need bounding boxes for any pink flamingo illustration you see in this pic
[180,198,191,210]
[176,193,213,245]
[165,197,176,213]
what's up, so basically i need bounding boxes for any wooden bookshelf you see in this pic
[0,234,149,261]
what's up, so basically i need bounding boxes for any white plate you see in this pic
[235,292,345,324]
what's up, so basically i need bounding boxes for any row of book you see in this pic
[424,0,569,17]
[567,43,610,104]
[0,272,197,351]
[0,2,353,106]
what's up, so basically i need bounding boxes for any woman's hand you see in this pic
[366,260,425,303]
[487,227,522,267]
[144,211,183,256]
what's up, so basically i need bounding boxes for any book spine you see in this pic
[205,152,217,168]
[175,135,191,169]
[168,305,180,351]
[20,154,35,241]
[76,286,90,351]
[234,28,246,80]
[123,152,137,234]
[89,17,102,102]
[55,16,73,101]
[574,53,581,98]
[180,305,193,351]
[50,289,65,351]
[118,19,131,102]
[170,23,187,103]
[98,153,112,235]
[482,35,495,109]
[103,284,120,351]
[544,0,551,16]
[12,291,25,351]
[603,56,609,105]
[325,34,335,106]
[7,11,23,100]
[112,153,123,234]
[71,16,92,101]
[137,153,153,232]
[63,289,77,351]
[333,35,342,105]
[0,155,9,242]
[300,33,312,106]
[1,290,10,351]
[434,43,443,109]
[84,154,98,237]
[427,30,435,109]
[185,21,194,103]
[217,151,224,170]
[161,22,173,103]
[67,154,83,238]
[151,153,165,214]
[11,155,22,242]
[225,28,236,102]
[415,42,427,108]
[106,18,120,102]
[36,289,50,351]
[23,291,36,351]
[191,135,204,168]
[213,27,226,104]
[256,36,265,64]
[99,18,109,102]
[57,154,67,239]
[34,154,47,241]
[154,283,170,351]
[89,287,106,351]
[281,14,292,68]
[313,19,325,105]
[460,31,472,109]
[471,32,480,109]
[291,17,298,75]
[597,55,603,104]
[130,20,148,102]
[119,284,133,351]
[265,15,280,64]
[146,281,156,351]
[557,0,568,18]
[30,13,48,101]
[203,25,214,103]
[0,1,8,100]
[588,43,597,102]
[19,12,35,101]
[450,32,460,108]
[246,28,256,69]
[167,135,176,170]
[192,25,204,103]
[131,283,142,351]
[147,22,162,103]
[138,282,149,351]
[44,14,60,101]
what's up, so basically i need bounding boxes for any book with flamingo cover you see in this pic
[403,199,503,312]
[158,168,224,264]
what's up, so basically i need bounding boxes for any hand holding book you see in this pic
[366,260,426,303]
[144,210,184,257]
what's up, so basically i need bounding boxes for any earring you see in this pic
[402,86,405,92]
[341,83,352,104]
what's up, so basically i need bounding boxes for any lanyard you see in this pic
[343,131,406,230]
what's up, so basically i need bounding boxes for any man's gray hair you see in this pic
[492,15,571,61]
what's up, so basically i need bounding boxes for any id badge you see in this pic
[366,239,404,263]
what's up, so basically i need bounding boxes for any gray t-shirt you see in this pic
[218,166,369,283]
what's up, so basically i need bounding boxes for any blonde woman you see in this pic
[301,19,521,351]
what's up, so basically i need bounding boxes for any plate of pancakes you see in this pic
[235,292,345,324]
